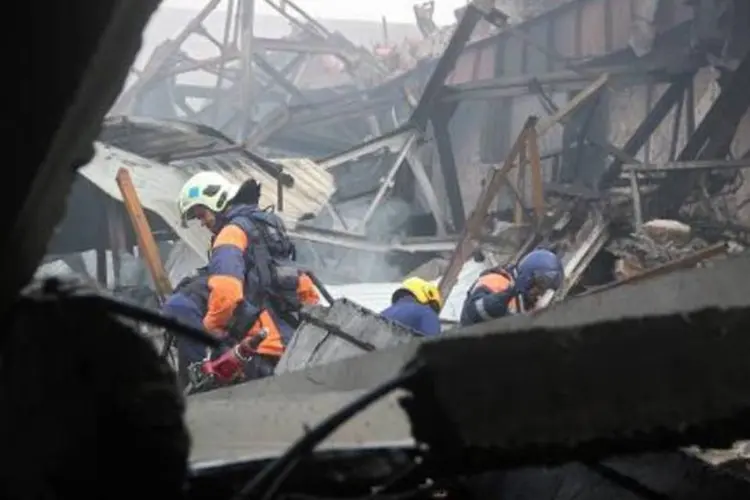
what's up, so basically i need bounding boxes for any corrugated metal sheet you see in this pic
[79,142,334,260]
[326,259,491,323]
[99,117,334,220]
[171,154,334,222]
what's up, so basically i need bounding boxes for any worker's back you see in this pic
[381,296,441,337]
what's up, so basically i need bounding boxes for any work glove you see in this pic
[201,346,245,383]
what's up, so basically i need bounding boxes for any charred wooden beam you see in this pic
[431,102,466,232]
[623,158,750,173]
[252,54,307,103]
[409,2,485,131]
[438,117,536,299]
[538,74,610,136]
[598,74,693,190]
[650,50,750,217]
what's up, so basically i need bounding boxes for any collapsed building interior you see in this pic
[9,0,750,498]
[43,0,750,315]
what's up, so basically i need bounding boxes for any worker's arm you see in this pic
[204,224,248,335]
[460,285,517,326]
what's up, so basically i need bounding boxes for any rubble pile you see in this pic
[607,219,711,278]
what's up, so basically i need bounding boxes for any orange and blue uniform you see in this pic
[204,204,318,358]
[459,267,522,326]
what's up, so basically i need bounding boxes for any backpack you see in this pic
[228,207,302,313]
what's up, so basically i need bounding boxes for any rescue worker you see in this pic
[176,171,320,384]
[380,277,442,337]
[161,265,318,390]
[459,248,564,327]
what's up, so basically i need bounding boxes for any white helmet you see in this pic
[177,171,238,224]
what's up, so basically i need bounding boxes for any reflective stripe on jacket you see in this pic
[204,203,320,356]
[459,269,520,326]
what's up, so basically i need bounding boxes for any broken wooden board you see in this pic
[275,298,422,374]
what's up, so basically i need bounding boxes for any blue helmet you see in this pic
[515,248,564,293]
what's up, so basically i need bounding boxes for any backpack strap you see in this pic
[227,210,300,313]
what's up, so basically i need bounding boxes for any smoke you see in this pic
[295,196,423,284]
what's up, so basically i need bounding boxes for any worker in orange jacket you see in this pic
[460,248,564,326]
[175,171,320,384]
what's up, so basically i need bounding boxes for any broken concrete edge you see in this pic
[402,257,750,460]
[186,387,415,463]
[190,341,422,399]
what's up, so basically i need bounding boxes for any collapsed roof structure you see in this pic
[49,0,750,309]
[13,0,750,498]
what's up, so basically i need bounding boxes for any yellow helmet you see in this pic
[392,277,443,312]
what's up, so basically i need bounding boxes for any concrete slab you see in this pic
[187,389,413,464]
[409,254,750,457]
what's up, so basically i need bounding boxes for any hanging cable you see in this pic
[231,364,424,500]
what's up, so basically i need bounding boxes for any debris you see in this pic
[607,227,709,271]
[641,219,693,246]
[275,298,422,374]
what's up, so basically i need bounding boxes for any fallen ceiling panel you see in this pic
[187,388,414,465]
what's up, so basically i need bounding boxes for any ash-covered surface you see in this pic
[187,389,413,464]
